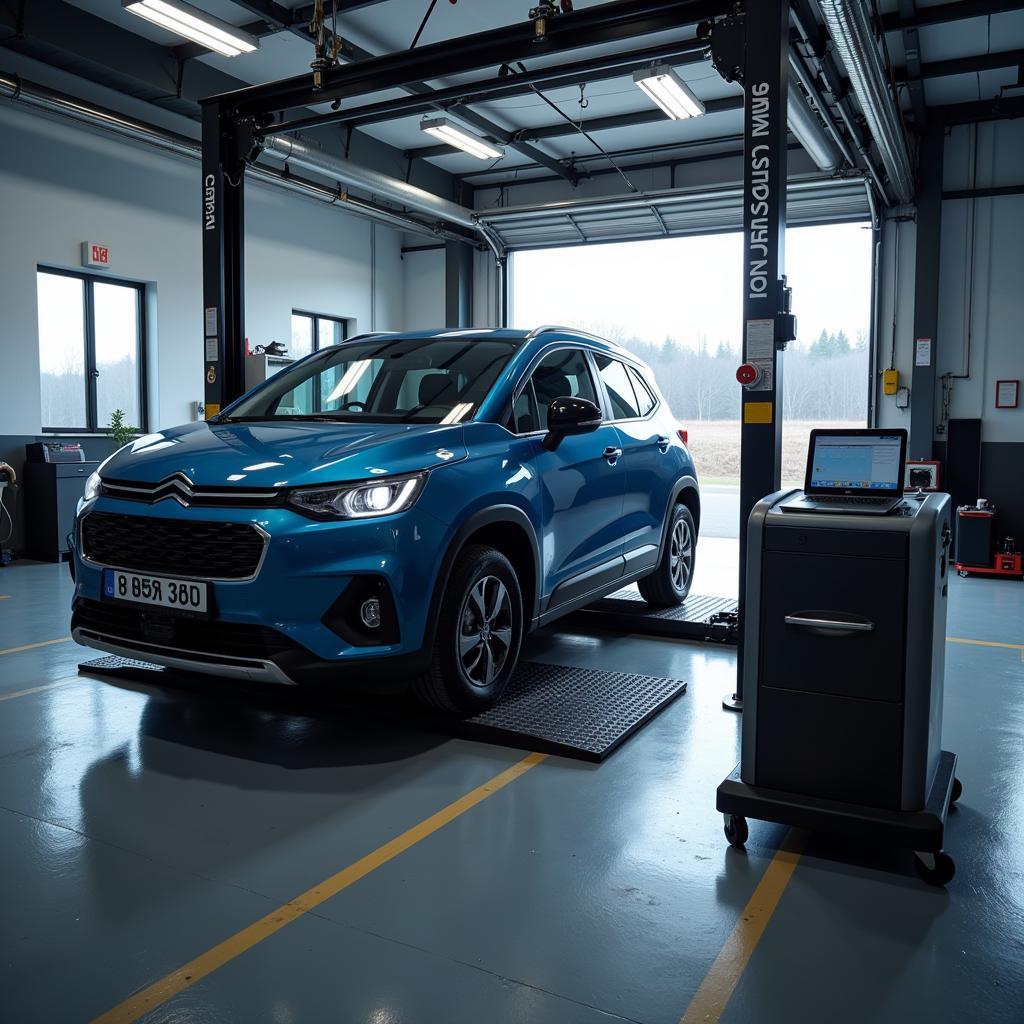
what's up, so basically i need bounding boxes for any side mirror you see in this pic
[543,396,602,450]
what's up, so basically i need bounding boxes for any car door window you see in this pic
[627,365,657,416]
[530,349,599,430]
[509,380,539,433]
[594,355,641,420]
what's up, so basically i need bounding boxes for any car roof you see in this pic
[349,326,635,360]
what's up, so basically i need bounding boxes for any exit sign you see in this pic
[81,241,111,268]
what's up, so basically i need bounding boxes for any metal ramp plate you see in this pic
[566,586,739,643]
[79,656,686,763]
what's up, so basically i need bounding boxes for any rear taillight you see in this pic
[677,428,689,446]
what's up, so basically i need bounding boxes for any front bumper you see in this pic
[70,496,453,682]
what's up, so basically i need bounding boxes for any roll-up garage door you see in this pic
[476,174,871,250]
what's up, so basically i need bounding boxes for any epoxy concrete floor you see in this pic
[1,541,1022,1024]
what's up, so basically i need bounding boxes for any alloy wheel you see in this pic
[458,575,514,687]
[669,517,693,593]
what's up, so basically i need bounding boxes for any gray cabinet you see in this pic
[24,461,98,562]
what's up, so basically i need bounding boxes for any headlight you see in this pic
[83,471,102,502]
[287,473,427,520]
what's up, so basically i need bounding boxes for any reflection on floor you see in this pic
[0,558,1022,1023]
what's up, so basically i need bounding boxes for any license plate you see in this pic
[102,569,210,615]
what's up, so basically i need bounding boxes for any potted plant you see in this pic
[108,409,138,450]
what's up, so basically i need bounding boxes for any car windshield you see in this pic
[221,334,520,424]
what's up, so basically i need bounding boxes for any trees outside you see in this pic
[577,320,868,424]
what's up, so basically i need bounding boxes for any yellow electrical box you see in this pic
[882,368,899,396]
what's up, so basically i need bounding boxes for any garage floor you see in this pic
[1,541,1022,1024]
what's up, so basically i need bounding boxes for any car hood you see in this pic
[98,420,468,489]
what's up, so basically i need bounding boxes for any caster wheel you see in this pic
[724,814,748,848]
[957,570,969,578]
[913,850,956,887]
[950,777,963,805]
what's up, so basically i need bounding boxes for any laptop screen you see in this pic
[806,431,906,495]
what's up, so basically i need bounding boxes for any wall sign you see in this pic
[81,242,110,268]
[995,379,1019,409]
[914,337,932,367]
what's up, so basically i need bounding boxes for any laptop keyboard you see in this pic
[813,495,892,505]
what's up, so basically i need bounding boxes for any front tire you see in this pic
[412,544,523,714]
[638,503,696,606]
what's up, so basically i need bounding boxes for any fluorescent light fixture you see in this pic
[420,117,504,160]
[632,65,705,120]
[122,0,259,57]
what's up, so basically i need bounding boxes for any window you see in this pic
[37,269,146,433]
[224,334,520,425]
[627,366,656,416]
[529,349,598,431]
[290,311,347,360]
[594,354,642,419]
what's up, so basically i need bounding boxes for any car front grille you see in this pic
[72,598,297,660]
[81,511,265,580]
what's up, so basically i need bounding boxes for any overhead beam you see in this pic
[221,0,733,116]
[935,93,1024,123]
[270,40,709,134]
[881,0,1021,32]
[896,48,1024,81]
[0,0,250,114]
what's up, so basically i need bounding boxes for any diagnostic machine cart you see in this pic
[716,429,962,886]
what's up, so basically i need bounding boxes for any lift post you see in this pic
[710,0,793,711]
[200,101,248,417]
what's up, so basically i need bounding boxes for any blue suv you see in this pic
[71,327,700,712]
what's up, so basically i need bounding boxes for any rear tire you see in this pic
[412,544,523,714]
[638,503,696,606]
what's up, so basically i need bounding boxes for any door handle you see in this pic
[785,614,875,636]
[655,435,671,452]
[602,446,623,465]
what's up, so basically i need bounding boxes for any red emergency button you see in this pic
[736,363,761,387]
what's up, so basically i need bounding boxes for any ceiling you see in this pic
[3,0,1023,197]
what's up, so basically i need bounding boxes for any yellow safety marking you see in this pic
[0,594,11,600]
[947,635,1024,662]
[679,828,807,1024]
[92,750,548,1024]
[743,401,773,424]
[0,678,81,703]
[0,636,72,656]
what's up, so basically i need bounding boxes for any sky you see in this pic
[510,222,873,351]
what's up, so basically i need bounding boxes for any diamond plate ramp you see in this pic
[79,656,685,762]
[566,586,739,643]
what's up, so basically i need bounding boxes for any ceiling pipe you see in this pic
[817,0,915,204]
[260,133,478,230]
[786,74,841,172]
[0,71,472,241]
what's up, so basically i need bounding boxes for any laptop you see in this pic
[780,428,908,516]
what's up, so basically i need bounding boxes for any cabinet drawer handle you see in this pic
[785,615,875,633]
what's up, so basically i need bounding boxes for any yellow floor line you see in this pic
[0,678,81,703]
[946,636,1023,650]
[0,594,11,600]
[92,750,548,1024]
[680,828,807,1024]
[0,636,72,657]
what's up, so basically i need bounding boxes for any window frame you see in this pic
[38,266,148,435]
[504,343,658,436]
[591,353,661,425]
[291,309,349,356]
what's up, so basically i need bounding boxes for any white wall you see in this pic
[401,249,445,330]
[876,117,1024,444]
[0,100,405,434]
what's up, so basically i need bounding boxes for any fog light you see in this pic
[360,597,382,629]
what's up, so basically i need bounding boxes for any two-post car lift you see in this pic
[198,0,796,714]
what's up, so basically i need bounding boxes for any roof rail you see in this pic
[345,331,398,343]
[526,325,611,345]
